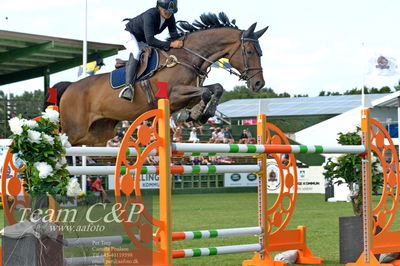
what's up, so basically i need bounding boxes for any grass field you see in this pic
[1,193,392,266]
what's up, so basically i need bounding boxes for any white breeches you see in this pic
[120,21,143,60]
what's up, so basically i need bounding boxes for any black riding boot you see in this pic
[119,54,139,102]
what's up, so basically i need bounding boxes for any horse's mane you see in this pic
[169,12,239,40]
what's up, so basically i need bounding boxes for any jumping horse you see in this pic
[50,13,268,145]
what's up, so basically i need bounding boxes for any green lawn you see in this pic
[1,193,390,265]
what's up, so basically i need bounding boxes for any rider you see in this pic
[119,0,183,102]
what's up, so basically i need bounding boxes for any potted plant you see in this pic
[3,108,72,266]
[323,127,383,263]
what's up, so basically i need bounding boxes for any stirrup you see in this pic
[119,85,134,102]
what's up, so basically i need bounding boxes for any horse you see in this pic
[50,13,268,145]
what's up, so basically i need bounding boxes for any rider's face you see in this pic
[159,8,172,19]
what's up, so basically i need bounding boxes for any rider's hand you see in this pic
[170,40,183,48]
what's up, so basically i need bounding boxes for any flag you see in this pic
[78,55,105,77]
[366,54,399,77]
[78,61,102,77]
[46,87,57,105]
[155,81,169,98]
[211,58,232,69]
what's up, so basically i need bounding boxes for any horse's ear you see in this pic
[243,23,257,38]
[254,26,269,39]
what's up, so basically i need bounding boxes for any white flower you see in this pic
[67,178,82,197]
[34,162,53,179]
[58,133,71,148]
[42,109,59,123]
[331,157,338,164]
[9,117,25,135]
[42,133,54,145]
[24,120,38,129]
[27,130,41,144]
[374,164,383,174]
[55,157,67,170]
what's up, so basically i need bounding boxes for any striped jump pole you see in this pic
[66,147,258,158]
[63,227,262,248]
[66,147,149,157]
[64,256,104,265]
[172,226,261,241]
[67,164,261,175]
[64,235,132,248]
[172,143,366,154]
[173,243,261,258]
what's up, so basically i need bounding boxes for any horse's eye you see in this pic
[246,50,253,55]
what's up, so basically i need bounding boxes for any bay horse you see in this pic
[51,13,268,145]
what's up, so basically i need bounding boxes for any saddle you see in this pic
[114,46,156,78]
[110,47,160,89]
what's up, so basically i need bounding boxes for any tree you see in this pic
[323,128,383,216]
[219,86,294,103]
[1,89,44,138]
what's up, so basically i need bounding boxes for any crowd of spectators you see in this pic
[104,118,256,147]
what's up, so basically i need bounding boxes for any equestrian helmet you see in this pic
[157,0,178,14]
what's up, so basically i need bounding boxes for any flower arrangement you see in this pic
[323,127,383,216]
[8,108,71,197]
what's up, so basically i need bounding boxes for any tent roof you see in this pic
[0,30,124,85]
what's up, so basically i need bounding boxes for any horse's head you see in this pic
[229,23,268,92]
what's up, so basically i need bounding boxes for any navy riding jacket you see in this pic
[124,7,179,51]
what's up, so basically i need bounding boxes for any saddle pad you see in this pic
[109,48,160,89]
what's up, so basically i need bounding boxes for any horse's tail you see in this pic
[43,81,72,111]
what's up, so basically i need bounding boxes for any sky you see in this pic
[1,0,400,97]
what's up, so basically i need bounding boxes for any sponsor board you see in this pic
[224,172,258,187]
[109,174,160,190]
[224,160,325,193]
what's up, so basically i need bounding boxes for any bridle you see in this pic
[181,31,263,82]
[238,32,264,82]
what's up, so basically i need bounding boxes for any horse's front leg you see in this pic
[169,85,210,119]
[199,83,224,123]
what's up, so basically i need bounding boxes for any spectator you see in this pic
[201,156,211,165]
[173,123,183,142]
[188,127,200,143]
[86,177,93,192]
[246,129,256,144]
[209,128,219,143]
[239,129,249,144]
[216,128,225,143]
[282,154,289,166]
[106,135,121,147]
[218,156,235,164]
[122,120,130,132]
[170,117,177,133]
[191,156,202,165]
[116,128,124,140]
[208,155,218,165]
[91,177,111,203]
[87,157,97,165]
[223,127,234,144]
[146,155,158,165]
[196,125,204,135]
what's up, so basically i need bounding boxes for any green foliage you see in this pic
[319,85,397,96]
[219,86,301,103]
[8,110,70,197]
[323,128,383,215]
